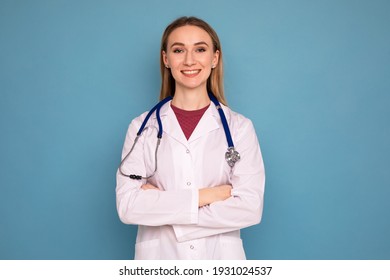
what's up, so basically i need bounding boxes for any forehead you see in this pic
[167,25,212,46]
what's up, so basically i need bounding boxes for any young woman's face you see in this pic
[163,25,219,93]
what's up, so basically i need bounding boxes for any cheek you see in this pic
[167,55,182,67]
[167,59,181,77]
[200,55,214,67]
[170,70,181,81]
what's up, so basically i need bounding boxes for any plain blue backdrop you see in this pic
[1,0,389,259]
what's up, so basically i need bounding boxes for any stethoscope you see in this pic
[118,92,240,180]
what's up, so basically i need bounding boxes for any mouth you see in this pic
[181,69,201,77]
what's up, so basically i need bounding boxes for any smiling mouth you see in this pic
[181,69,201,76]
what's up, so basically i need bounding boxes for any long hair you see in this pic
[159,16,227,105]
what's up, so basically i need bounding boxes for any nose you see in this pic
[184,51,195,66]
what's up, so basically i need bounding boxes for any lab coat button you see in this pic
[190,245,194,249]
[186,149,190,153]
[186,182,191,186]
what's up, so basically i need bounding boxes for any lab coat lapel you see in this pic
[157,101,188,146]
[188,105,220,143]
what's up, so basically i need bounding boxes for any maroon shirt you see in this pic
[171,104,210,140]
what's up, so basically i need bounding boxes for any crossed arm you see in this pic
[141,183,232,207]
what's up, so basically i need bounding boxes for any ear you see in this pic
[162,50,169,66]
[212,50,220,68]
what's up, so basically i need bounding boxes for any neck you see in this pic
[172,88,210,110]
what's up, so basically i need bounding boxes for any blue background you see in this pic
[1,0,389,260]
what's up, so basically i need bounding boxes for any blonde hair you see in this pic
[159,16,227,105]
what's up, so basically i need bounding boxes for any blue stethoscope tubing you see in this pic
[118,92,240,180]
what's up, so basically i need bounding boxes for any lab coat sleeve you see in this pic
[172,118,265,242]
[116,115,199,226]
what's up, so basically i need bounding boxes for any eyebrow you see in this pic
[170,41,209,48]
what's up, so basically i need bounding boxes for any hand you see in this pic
[141,183,160,191]
[198,184,232,207]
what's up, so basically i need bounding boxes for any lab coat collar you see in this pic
[152,100,224,146]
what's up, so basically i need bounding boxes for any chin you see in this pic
[180,83,207,91]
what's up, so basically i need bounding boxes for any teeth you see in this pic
[182,70,200,75]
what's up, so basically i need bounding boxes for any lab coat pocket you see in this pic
[219,236,246,260]
[134,239,160,260]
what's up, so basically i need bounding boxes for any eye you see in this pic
[196,48,206,53]
[173,49,184,53]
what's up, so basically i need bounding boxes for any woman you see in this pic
[116,16,265,259]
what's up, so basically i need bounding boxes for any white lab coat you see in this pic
[116,101,265,259]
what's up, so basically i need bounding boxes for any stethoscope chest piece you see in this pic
[225,147,240,167]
